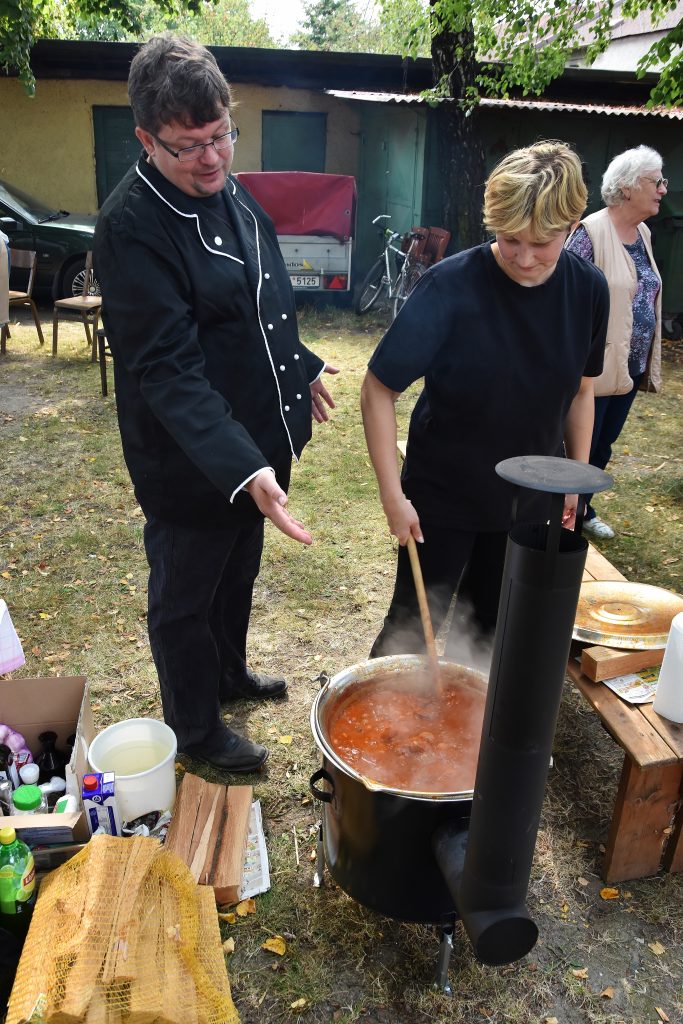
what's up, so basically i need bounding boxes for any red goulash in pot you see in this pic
[326,666,487,794]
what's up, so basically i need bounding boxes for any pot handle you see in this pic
[309,766,334,803]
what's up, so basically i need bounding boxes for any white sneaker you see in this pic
[582,516,615,540]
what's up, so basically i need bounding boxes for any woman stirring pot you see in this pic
[361,141,609,662]
[566,145,664,540]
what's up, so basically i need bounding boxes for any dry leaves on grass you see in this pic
[222,937,235,953]
[571,968,589,979]
[648,940,666,955]
[235,898,256,917]
[262,935,287,956]
[600,886,620,900]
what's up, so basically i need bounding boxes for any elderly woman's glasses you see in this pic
[154,127,239,164]
[642,175,668,189]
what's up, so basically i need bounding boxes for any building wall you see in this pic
[0,78,360,214]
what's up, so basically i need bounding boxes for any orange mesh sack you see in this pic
[7,833,239,1024]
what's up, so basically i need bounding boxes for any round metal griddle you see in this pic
[573,581,683,648]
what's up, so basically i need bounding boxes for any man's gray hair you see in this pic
[601,145,663,206]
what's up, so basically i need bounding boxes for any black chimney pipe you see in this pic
[434,457,612,966]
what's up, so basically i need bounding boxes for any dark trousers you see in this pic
[370,525,509,662]
[584,373,643,520]
[144,515,264,750]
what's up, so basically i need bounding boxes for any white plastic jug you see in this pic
[652,612,683,724]
[87,718,177,823]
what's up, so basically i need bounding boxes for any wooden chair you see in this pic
[52,251,102,360]
[8,248,45,346]
[0,241,8,355]
[97,328,113,397]
[420,228,451,267]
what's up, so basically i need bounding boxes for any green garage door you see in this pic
[93,106,139,207]
[262,111,326,172]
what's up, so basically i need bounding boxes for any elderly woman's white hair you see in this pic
[601,145,663,206]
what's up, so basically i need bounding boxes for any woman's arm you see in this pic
[360,369,422,544]
[562,374,596,527]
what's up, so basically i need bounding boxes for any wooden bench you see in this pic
[567,544,683,882]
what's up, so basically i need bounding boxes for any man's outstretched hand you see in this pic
[311,364,339,423]
[246,469,312,545]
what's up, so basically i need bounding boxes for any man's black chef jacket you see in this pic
[94,155,324,527]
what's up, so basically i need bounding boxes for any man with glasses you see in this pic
[94,34,337,774]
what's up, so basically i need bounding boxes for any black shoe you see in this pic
[179,731,269,774]
[221,669,288,703]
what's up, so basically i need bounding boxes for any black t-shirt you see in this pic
[368,243,608,531]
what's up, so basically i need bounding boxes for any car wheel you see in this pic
[61,259,101,299]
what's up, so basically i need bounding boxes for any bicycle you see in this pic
[354,215,428,318]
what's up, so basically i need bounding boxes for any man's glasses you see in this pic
[642,175,668,189]
[154,127,239,164]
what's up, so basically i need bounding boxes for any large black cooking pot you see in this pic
[309,654,486,925]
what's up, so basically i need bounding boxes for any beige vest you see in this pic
[0,241,8,326]
[576,208,661,396]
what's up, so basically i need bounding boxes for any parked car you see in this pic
[0,178,99,298]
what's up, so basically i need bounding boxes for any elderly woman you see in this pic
[361,141,609,660]
[566,145,664,539]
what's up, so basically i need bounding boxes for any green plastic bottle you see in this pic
[0,826,36,940]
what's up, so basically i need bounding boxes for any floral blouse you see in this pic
[566,224,659,377]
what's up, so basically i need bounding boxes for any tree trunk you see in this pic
[431,7,486,252]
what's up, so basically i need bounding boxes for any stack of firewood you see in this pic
[6,834,239,1024]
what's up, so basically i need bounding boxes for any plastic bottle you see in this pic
[0,826,36,940]
[10,785,48,816]
[53,794,78,814]
[0,744,19,789]
[18,763,40,786]
[35,731,67,784]
[0,779,12,816]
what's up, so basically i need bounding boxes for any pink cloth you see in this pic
[0,600,25,673]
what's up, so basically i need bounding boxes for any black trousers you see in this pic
[584,372,644,520]
[370,525,509,662]
[144,515,264,750]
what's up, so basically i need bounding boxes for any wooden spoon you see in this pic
[406,534,442,692]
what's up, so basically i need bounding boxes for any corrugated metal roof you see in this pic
[326,89,683,120]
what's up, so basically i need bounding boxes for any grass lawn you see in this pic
[0,307,682,1024]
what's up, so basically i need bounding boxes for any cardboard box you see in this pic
[0,675,93,844]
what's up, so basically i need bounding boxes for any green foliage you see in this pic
[138,0,276,48]
[398,0,683,106]
[0,0,277,94]
[291,0,430,56]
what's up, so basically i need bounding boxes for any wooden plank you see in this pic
[580,645,665,681]
[584,544,628,583]
[189,783,224,885]
[188,778,222,867]
[212,785,252,906]
[603,758,683,882]
[164,772,206,864]
[568,660,677,767]
[662,771,683,873]
[641,704,683,760]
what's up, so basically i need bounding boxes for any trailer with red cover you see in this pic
[235,171,356,294]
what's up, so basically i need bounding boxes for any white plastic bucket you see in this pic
[87,717,177,823]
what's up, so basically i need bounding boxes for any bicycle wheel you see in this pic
[393,261,426,318]
[355,258,387,314]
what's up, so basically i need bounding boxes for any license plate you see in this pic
[290,275,320,288]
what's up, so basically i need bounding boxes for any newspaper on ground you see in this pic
[240,799,270,899]
[602,665,661,705]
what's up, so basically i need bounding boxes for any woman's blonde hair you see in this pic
[483,141,587,239]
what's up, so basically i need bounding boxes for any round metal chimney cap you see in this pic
[495,456,612,495]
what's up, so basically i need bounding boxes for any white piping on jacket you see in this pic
[136,164,245,264]
[228,178,298,463]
